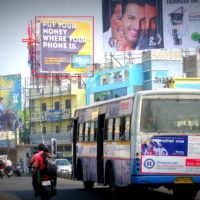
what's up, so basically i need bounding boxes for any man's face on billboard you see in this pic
[111,3,123,43]
[122,3,145,45]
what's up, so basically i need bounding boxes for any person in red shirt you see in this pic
[41,146,57,192]
[29,143,46,196]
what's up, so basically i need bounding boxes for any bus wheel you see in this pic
[109,167,118,196]
[77,161,83,180]
[173,186,197,200]
[83,181,94,190]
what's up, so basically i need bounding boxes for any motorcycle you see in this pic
[4,166,13,178]
[32,167,57,200]
[13,165,23,176]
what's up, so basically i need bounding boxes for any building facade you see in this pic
[142,50,183,90]
[86,64,143,105]
[28,77,86,158]
[86,50,184,104]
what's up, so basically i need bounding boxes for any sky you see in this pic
[0,0,103,78]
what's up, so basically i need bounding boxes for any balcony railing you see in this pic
[30,109,72,122]
[30,131,72,146]
[29,84,71,99]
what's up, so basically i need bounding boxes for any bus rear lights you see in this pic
[136,162,140,166]
[136,168,140,172]
[136,152,140,157]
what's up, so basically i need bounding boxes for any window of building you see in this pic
[144,71,151,81]
[57,145,63,152]
[67,125,71,132]
[124,70,129,80]
[65,99,71,109]
[55,102,60,110]
[114,72,122,83]
[64,145,72,151]
[41,103,46,111]
[94,91,110,102]
[94,88,127,103]
[31,122,35,134]
[30,100,35,111]
[55,126,60,133]
[111,87,127,99]
[42,126,46,134]
[101,74,110,85]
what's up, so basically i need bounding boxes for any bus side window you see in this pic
[104,119,108,140]
[78,123,82,141]
[77,123,80,141]
[114,118,120,141]
[85,122,91,142]
[108,118,114,141]
[125,116,131,141]
[94,121,98,141]
[120,117,125,140]
[79,123,85,142]
[90,122,94,141]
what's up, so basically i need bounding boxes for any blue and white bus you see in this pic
[72,89,200,198]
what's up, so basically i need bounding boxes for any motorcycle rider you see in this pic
[29,143,46,197]
[29,143,57,197]
[42,145,57,192]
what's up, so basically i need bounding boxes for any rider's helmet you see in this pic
[38,143,45,151]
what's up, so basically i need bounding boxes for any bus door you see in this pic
[97,114,105,183]
[72,118,78,178]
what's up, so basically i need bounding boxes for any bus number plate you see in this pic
[175,177,193,184]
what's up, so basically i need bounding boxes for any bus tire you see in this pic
[109,167,118,196]
[77,160,83,180]
[83,181,94,190]
[173,185,197,200]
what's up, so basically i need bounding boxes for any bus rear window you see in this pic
[140,99,200,133]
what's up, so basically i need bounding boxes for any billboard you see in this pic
[102,0,200,52]
[39,17,94,76]
[0,74,21,131]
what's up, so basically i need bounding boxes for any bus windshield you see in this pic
[141,99,200,133]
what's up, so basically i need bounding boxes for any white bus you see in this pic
[72,89,200,198]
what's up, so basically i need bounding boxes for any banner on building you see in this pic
[39,17,94,76]
[102,0,200,52]
[0,74,21,131]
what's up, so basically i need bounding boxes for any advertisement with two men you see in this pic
[102,0,200,52]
